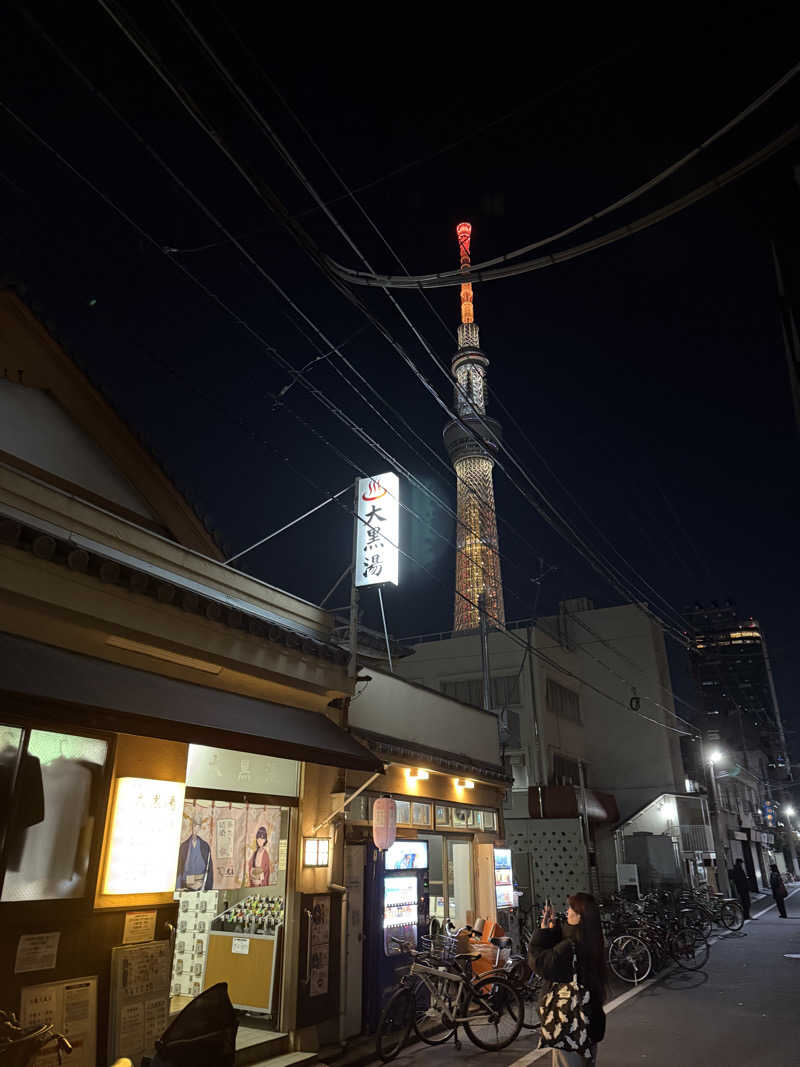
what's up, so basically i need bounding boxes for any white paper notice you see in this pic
[122,910,157,945]
[144,997,168,1049]
[15,932,60,974]
[278,838,288,871]
[20,976,97,1067]
[119,1003,144,1053]
[231,937,250,955]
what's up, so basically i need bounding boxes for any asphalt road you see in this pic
[372,888,800,1067]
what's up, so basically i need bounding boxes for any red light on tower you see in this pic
[456,221,474,324]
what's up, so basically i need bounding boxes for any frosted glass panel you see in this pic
[1,730,108,902]
[186,745,299,797]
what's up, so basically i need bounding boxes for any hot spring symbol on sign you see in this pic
[355,473,399,588]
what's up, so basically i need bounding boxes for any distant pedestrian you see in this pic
[529,893,607,1066]
[769,863,788,918]
[731,858,752,920]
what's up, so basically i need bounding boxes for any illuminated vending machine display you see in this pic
[383,840,429,956]
[493,847,514,910]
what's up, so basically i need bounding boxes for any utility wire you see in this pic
[149,0,693,647]
[328,124,800,288]
[325,56,800,288]
[0,98,692,740]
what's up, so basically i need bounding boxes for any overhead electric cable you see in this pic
[30,0,696,650]
[326,124,800,288]
[1,96,694,739]
[143,0,694,646]
[323,56,800,288]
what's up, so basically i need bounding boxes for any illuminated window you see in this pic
[303,838,330,867]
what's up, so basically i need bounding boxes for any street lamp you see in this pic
[784,806,796,818]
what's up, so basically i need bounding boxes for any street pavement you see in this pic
[370,888,800,1067]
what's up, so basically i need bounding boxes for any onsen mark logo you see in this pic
[362,479,387,502]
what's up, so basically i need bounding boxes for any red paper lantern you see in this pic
[372,797,397,851]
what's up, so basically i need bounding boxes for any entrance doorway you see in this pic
[420,833,474,930]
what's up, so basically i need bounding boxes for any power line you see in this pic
[147,0,694,647]
[21,2,699,651]
[0,99,692,741]
[326,56,800,288]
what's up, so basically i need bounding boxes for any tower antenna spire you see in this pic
[443,222,505,631]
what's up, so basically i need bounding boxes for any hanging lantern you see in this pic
[372,797,397,851]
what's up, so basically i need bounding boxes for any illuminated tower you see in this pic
[443,222,506,631]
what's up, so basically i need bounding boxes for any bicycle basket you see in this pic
[419,933,460,963]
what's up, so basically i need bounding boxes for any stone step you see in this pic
[243,1052,319,1067]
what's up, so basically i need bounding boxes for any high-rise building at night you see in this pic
[443,223,505,631]
[684,601,791,786]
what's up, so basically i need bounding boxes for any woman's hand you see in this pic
[540,904,554,929]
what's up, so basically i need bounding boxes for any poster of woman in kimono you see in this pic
[246,806,280,887]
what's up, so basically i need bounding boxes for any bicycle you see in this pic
[478,935,542,1031]
[608,916,709,983]
[375,936,524,1061]
[0,1011,72,1067]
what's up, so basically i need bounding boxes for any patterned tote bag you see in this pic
[538,945,594,1058]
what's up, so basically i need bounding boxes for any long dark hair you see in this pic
[568,892,607,996]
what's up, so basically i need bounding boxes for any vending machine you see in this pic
[365,839,429,1030]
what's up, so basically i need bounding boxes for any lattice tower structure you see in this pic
[443,222,505,631]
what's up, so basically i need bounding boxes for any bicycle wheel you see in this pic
[463,974,524,1051]
[376,987,415,1062]
[670,929,710,971]
[504,959,541,1030]
[720,901,744,931]
[682,907,712,941]
[608,934,652,983]
[412,977,456,1045]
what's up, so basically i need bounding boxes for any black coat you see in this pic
[731,865,750,895]
[528,924,606,1043]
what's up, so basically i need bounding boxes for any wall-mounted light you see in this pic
[454,778,475,790]
[303,837,330,867]
[405,767,429,781]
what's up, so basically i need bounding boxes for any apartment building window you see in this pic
[508,752,528,792]
[546,678,582,724]
[551,753,582,787]
[440,674,521,710]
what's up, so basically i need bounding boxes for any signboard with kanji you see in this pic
[355,473,399,587]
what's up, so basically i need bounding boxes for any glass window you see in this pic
[452,808,468,829]
[1,729,109,902]
[411,802,432,828]
[439,675,521,710]
[435,805,451,828]
[446,838,474,928]
[395,800,411,826]
[546,679,581,724]
[482,811,497,831]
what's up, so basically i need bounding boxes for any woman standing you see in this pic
[528,892,607,1065]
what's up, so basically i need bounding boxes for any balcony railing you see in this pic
[677,823,714,852]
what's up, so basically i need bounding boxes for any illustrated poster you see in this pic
[244,806,280,888]
[212,803,246,889]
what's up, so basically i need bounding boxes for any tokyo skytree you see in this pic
[443,223,505,631]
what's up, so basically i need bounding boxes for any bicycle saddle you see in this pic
[490,936,512,949]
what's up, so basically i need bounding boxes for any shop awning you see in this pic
[0,632,383,773]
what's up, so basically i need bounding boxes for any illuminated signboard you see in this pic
[355,473,399,588]
[103,778,185,895]
[762,801,777,828]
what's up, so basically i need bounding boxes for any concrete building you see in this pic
[396,597,689,903]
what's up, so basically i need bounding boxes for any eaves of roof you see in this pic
[350,725,512,786]
[0,509,349,668]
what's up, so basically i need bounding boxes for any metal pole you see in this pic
[225,485,350,565]
[479,592,491,713]
[377,587,393,673]
[348,479,360,679]
[527,623,547,789]
[704,744,731,896]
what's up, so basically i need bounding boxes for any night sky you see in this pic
[2,5,798,752]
